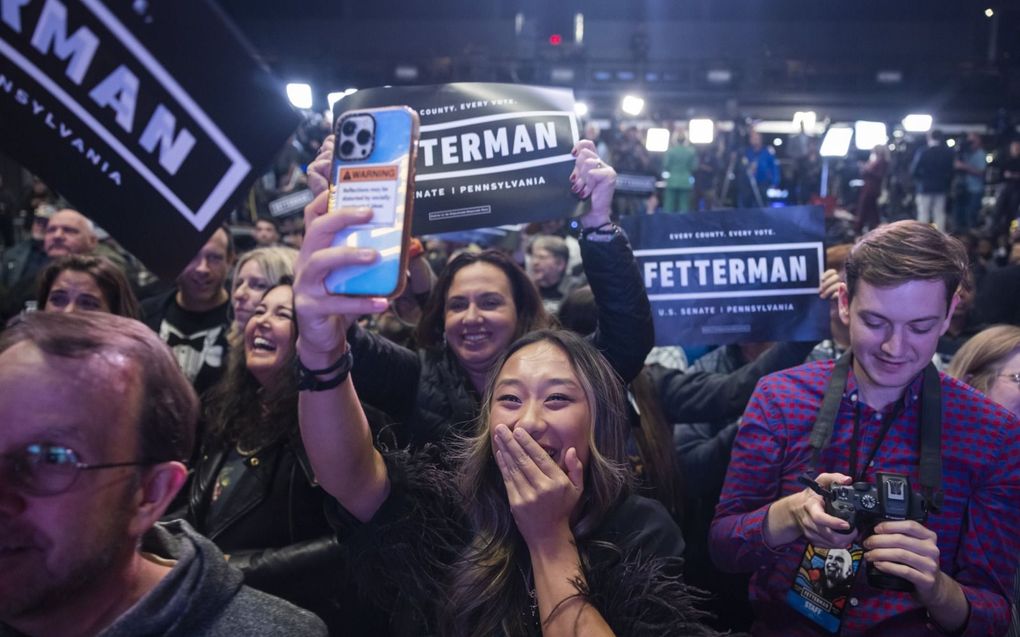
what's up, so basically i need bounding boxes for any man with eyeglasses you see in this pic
[0,312,326,636]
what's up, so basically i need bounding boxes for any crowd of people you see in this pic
[1,115,1020,637]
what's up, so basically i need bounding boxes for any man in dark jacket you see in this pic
[910,129,955,229]
[0,311,325,636]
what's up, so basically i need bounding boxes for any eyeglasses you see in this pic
[2,443,155,496]
[999,373,1020,387]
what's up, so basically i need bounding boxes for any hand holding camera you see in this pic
[786,472,860,549]
[798,472,933,592]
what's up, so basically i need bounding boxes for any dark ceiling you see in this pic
[212,0,1020,125]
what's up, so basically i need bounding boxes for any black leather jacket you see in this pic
[348,231,654,447]
[186,429,384,634]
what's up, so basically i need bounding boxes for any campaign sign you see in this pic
[620,206,828,346]
[269,189,313,219]
[0,0,300,279]
[335,83,580,236]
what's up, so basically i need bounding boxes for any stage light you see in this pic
[793,111,817,131]
[327,88,358,112]
[706,69,732,84]
[987,153,995,163]
[902,114,933,133]
[985,8,994,18]
[876,70,903,84]
[286,83,313,110]
[551,68,575,83]
[574,13,584,44]
[646,128,670,153]
[621,95,645,116]
[854,121,888,151]
[689,118,714,144]
[820,127,853,157]
[773,138,783,147]
[394,65,418,81]
[574,102,589,117]
[515,12,524,35]
[549,33,563,46]
[946,138,956,148]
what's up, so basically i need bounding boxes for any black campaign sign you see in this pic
[0,0,299,279]
[620,206,829,346]
[336,83,580,236]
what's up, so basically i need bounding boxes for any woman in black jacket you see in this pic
[293,182,734,635]
[306,139,653,449]
[296,321,720,635]
[186,282,383,634]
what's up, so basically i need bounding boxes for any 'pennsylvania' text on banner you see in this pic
[0,0,299,279]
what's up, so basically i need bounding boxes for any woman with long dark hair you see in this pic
[185,281,379,633]
[292,202,724,636]
[305,138,653,449]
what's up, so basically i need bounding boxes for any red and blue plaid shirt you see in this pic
[710,359,1020,636]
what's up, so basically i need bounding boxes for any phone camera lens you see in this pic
[341,121,357,136]
[357,130,371,145]
[340,140,355,156]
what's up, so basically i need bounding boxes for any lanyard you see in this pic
[808,352,944,513]
[848,400,903,482]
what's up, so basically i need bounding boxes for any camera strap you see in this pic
[807,353,943,513]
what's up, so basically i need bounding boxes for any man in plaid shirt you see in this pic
[710,220,1020,636]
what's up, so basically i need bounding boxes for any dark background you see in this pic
[212,0,1020,125]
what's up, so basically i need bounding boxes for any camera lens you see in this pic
[340,140,355,156]
[342,121,356,136]
[357,130,371,145]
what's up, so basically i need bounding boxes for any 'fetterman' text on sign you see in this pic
[621,207,829,345]
[640,244,814,299]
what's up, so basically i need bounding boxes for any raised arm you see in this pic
[293,192,391,522]
[573,140,653,383]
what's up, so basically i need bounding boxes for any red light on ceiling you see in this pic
[549,33,563,46]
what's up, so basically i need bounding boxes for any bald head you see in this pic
[44,209,97,258]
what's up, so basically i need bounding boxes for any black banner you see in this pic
[620,206,829,346]
[335,83,579,236]
[0,0,300,279]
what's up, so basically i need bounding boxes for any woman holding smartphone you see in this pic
[293,219,719,633]
[305,139,653,449]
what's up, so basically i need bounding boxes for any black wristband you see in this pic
[581,222,619,242]
[568,219,616,240]
[295,345,353,392]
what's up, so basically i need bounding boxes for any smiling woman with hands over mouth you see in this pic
[292,208,723,633]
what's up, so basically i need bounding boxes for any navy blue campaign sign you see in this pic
[620,206,829,346]
[0,0,300,279]
[336,83,580,237]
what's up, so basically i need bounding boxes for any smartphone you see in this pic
[325,105,419,297]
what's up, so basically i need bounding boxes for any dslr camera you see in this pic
[800,472,928,592]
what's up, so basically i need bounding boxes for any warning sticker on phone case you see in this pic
[339,167,399,182]
[336,165,399,225]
